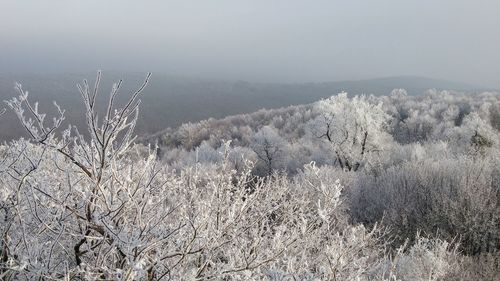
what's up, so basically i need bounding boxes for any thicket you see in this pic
[0,74,498,280]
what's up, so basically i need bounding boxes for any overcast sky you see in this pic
[1,0,499,87]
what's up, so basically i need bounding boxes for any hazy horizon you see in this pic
[0,71,492,89]
[2,0,499,88]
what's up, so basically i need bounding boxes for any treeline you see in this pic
[153,89,499,174]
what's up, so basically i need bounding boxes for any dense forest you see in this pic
[0,74,499,280]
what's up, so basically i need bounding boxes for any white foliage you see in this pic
[311,92,392,171]
[2,79,497,280]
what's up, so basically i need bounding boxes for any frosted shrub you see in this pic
[0,137,388,279]
[350,152,500,255]
[376,236,459,281]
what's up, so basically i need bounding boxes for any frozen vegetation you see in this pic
[0,73,499,280]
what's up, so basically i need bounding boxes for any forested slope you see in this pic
[0,74,498,280]
[1,73,488,142]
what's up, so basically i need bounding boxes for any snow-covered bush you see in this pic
[0,136,388,280]
[350,151,500,255]
[376,235,460,281]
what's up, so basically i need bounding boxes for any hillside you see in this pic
[2,83,498,279]
[0,73,489,141]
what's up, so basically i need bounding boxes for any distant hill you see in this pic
[0,72,493,141]
[318,76,485,95]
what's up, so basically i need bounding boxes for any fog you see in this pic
[1,0,499,87]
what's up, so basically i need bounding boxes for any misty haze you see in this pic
[0,1,499,280]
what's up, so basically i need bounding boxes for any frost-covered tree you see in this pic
[251,126,286,176]
[312,93,392,171]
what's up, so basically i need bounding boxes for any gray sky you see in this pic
[1,0,499,87]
